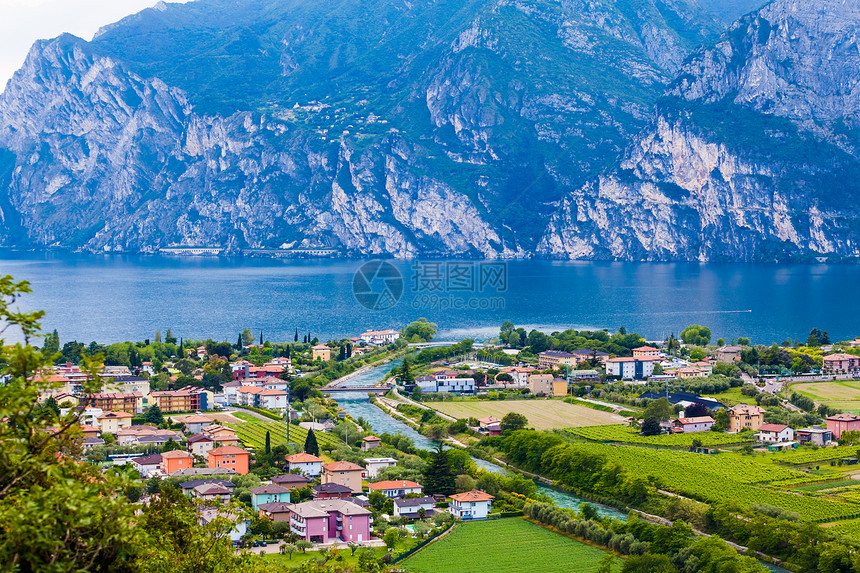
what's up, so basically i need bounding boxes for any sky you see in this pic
[0,0,191,90]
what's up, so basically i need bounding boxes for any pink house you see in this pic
[289,499,372,544]
[826,413,860,439]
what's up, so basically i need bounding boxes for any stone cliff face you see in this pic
[538,0,860,262]
[0,0,856,261]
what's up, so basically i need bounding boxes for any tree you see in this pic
[423,443,456,496]
[280,543,298,559]
[807,328,830,347]
[397,359,416,386]
[164,328,177,344]
[411,387,423,401]
[42,328,60,355]
[680,325,711,346]
[296,540,313,553]
[304,429,320,456]
[643,397,675,421]
[154,330,162,343]
[598,553,617,573]
[641,417,662,436]
[347,542,359,556]
[621,554,677,573]
[716,337,725,347]
[265,431,271,455]
[500,321,515,343]
[500,412,528,433]
[291,380,312,402]
[295,328,299,342]
[383,528,400,551]
[684,402,709,418]
[260,331,264,346]
[508,331,521,348]
[713,408,730,431]
[737,337,750,346]
[145,404,164,426]
[403,318,438,342]
[689,347,706,361]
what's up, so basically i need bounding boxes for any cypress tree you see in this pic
[295,328,299,342]
[260,331,263,346]
[423,443,456,496]
[179,338,184,357]
[307,332,311,345]
[236,333,242,350]
[304,429,320,456]
[265,431,271,455]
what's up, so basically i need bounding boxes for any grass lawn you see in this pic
[402,518,607,573]
[261,545,391,567]
[430,399,623,430]
[792,381,860,413]
[704,387,759,406]
[171,412,243,424]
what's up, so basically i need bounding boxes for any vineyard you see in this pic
[770,445,860,466]
[565,425,756,447]
[575,442,860,523]
[823,518,860,541]
[227,415,342,451]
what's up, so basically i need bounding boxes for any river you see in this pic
[3,251,859,345]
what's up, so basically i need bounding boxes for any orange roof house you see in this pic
[208,446,250,475]
[161,449,194,474]
[321,460,364,494]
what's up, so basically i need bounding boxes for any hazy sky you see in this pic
[0,0,191,90]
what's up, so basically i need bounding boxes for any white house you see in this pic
[605,357,658,380]
[364,457,398,478]
[448,490,494,520]
[417,374,476,394]
[132,453,163,478]
[367,480,423,499]
[672,416,715,433]
[258,389,289,410]
[222,381,242,405]
[757,424,794,443]
[286,452,323,477]
[394,496,436,519]
[199,508,247,544]
[360,329,400,345]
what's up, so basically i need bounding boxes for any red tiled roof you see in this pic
[759,424,790,432]
[209,446,248,456]
[286,452,323,463]
[368,480,422,490]
[323,461,364,472]
[450,489,494,502]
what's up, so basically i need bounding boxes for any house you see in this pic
[363,457,398,479]
[716,346,743,363]
[537,350,575,369]
[169,467,237,478]
[496,366,535,386]
[222,380,242,404]
[250,484,291,510]
[727,405,766,433]
[87,392,143,414]
[448,490,494,520]
[258,389,289,410]
[287,499,372,544]
[570,348,611,365]
[797,426,833,446]
[367,480,423,499]
[271,473,311,490]
[476,416,502,436]
[203,425,241,447]
[312,483,354,500]
[606,357,659,380]
[105,375,151,397]
[321,461,365,494]
[393,496,437,519]
[675,367,709,379]
[187,433,216,457]
[312,345,332,362]
[286,452,324,477]
[757,424,795,443]
[360,329,400,345]
[180,479,236,497]
[208,446,250,475]
[192,482,234,503]
[183,414,214,434]
[569,369,601,382]
[527,374,567,397]
[161,450,194,474]
[149,386,213,413]
[236,386,264,407]
[633,346,660,358]
[199,508,247,543]
[826,413,860,439]
[258,501,293,522]
[116,425,181,446]
[416,373,477,394]
[79,424,101,439]
[361,436,381,451]
[823,353,860,374]
[132,454,163,478]
[671,416,715,433]
[82,437,105,450]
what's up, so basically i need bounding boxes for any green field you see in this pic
[566,425,756,447]
[431,399,623,430]
[227,414,342,450]
[402,518,607,573]
[792,380,860,413]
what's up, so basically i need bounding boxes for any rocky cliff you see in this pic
[538,0,860,262]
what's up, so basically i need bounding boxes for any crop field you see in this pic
[430,400,623,430]
[703,387,759,406]
[823,517,860,541]
[227,416,341,450]
[573,442,860,523]
[771,445,860,466]
[402,518,607,573]
[792,381,860,413]
[566,425,756,447]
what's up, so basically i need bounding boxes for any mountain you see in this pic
[0,0,726,257]
[538,0,860,261]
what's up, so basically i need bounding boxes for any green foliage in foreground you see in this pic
[402,518,608,573]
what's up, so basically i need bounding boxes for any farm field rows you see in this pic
[791,380,860,413]
[573,442,860,523]
[430,399,623,430]
[770,445,860,466]
[566,425,756,447]
[402,518,607,573]
[227,415,341,450]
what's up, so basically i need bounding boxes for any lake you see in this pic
[1,251,858,345]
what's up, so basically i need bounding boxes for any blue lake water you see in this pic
[1,251,858,345]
